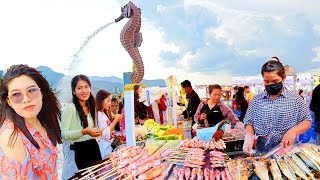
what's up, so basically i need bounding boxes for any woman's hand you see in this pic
[204,119,210,128]
[200,113,207,122]
[281,128,297,148]
[82,127,102,137]
[114,114,124,123]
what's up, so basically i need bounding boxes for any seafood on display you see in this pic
[173,167,233,180]
[182,139,226,150]
[297,151,320,171]
[290,153,316,179]
[275,155,296,180]
[283,155,311,180]
[184,148,206,168]
[253,160,270,180]
[269,159,282,180]
[75,142,320,180]
[72,146,171,180]
[137,163,169,180]
[301,147,320,165]
[226,159,249,180]
[210,150,227,168]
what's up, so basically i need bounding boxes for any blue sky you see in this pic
[0,0,319,84]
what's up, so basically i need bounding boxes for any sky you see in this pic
[0,0,320,85]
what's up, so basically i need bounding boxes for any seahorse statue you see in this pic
[115,1,144,84]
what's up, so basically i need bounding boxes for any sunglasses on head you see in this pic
[8,87,41,104]
[264,62,281,71]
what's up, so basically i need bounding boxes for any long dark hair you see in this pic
[95,90,112,121]
[0,64,62,149]
[234,87,248,121]
[134,84,141,98]
[71,75,96,128]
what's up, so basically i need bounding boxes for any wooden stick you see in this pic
[78,159,111,174]
[151,140,167,155]
[79,164,117,180]
[111,173,123,180]
[122,175,134,180]
[81,162,112,176]
[164,159,184,163]
[166,156,184,160]
[97,169,120,180]
[104,170,120,179]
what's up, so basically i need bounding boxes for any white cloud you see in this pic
[0,0,122,73]
[312,47,320,62]
[1,0,319,86]
[315,24,320,34]
[156,4,166,13]
[0,0,180,81]
[185,0,320,17]
[174,69,233,85]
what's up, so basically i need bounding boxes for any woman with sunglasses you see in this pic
[61,75,102,177]
[0,64,61,179]
[243,60,312,154]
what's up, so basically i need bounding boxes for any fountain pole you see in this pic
[115,1,144,146]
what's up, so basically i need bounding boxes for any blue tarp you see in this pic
[298,111,318,143]
[197,123,227,141]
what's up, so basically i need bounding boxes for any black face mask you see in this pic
[265,82,283,95]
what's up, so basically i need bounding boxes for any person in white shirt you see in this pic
[95,90,123,158]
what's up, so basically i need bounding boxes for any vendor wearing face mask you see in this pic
[243,60,312,154]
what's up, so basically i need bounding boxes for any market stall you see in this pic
[70,129,320,180]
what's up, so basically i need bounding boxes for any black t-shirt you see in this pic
[183,90,200,121]
[200,103,224,126]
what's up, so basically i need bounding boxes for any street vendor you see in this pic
[243,60,312,154]
[194,84,244,129]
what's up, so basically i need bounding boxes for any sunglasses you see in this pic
[264,61,283,72]
[8,87,41,104]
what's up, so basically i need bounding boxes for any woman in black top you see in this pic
[232,87,248,121]
[194,84,240,127]
[310,84,320,143]
[133,85,148,122]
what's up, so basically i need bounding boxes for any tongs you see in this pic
[151,140,167,155]
[261,144,281,159]
[252,144,281,159]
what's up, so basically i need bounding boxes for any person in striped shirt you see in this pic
[243,60,312,154]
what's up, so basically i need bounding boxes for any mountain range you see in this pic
[35,66,166,102]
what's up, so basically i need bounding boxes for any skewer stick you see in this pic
[93,166,120,179]
[79,164,118,180]
[122,175,134,180]
[166,156,185,160]
[97,169,120,180]
[93,169,117,180]
[151,140,167,155]
[111,173,123,180]
[105,170,121,179]
[78,159,111,174]
[81,163,112,176]
[164,158,184,163]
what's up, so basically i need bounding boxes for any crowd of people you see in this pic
[0,64,169,179]
[179,58,317,156]
[0,57,319,179]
